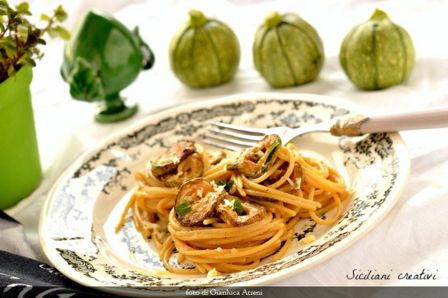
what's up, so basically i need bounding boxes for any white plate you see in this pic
[39,93,409,296]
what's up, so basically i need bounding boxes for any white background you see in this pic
[6,0,448,286]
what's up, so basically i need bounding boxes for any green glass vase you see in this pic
[0,65,42,209]
[61,10,155,123]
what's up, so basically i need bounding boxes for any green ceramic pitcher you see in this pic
[61,10,155,123]
[0,65,42,209]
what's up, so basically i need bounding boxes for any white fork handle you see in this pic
[361,107,448,134]
[330,107,448,136]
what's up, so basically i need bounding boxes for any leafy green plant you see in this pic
[0,0,69,83]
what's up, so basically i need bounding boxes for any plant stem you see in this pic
[41,17,55,35]
[0,17,10,39]
[12,27,23,67]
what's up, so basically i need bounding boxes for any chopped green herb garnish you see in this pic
[216,179,234,192]
[175,200,191,216]
[233,199,244,215]
[224,180,234,192]
[262,137,281,172]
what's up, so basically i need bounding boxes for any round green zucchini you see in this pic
[169,10,240,88]
[253,12,324,88]
[340,9,415,90]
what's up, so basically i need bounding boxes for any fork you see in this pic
[203,107,448,150]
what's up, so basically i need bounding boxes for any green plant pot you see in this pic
[0,65,42,209]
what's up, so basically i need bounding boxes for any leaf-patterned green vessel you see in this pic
[253,12,324,88]
[339,9,415,90]
[169,10,240,88]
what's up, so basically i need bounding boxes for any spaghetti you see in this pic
[116,135,349,275]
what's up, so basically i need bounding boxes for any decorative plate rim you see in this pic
[39,92,410,293]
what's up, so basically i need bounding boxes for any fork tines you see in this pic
[202,121,266,150]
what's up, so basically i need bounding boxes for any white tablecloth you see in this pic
[5,0,448,286]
